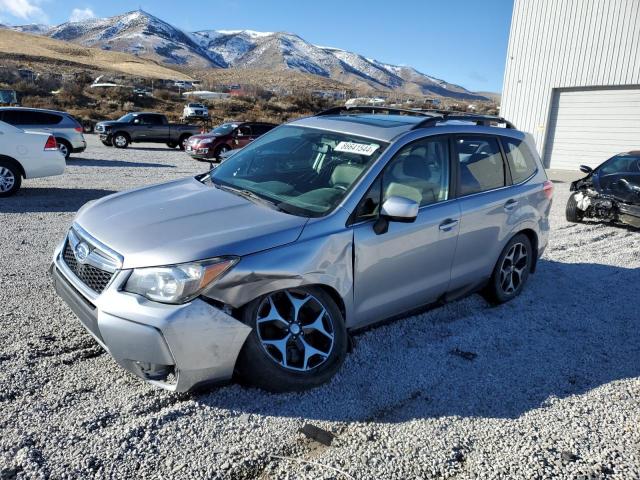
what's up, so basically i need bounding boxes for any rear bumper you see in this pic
[72,141,87,153]
[50,241,251,392]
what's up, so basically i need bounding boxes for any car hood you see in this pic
[189,133,223,141]
[74,177,308,269]
[96,121,126,128]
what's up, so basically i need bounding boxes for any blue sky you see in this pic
[0,0,514,92]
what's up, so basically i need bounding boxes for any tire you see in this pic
[178,135,191,151]
[56,139,71,160]
[235,286,348,392]
[113,133,129,149]
[566,192,584,223]
[166,142,178,149]
[214,144,230,160]
[101,140,113,147]
[483,233,533,305]
[0,160,22,197]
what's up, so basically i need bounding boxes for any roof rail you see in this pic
[411,113,516,130]
[316,105,437,118]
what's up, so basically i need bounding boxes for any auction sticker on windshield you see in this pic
[334,141,380,156]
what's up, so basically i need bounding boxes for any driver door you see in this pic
[351,135,461,327]
[234,125,254,149]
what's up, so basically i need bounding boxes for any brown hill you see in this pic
[0,29,192,80]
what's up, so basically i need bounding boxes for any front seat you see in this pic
[387,154,439,205]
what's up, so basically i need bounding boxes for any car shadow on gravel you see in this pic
[0,188,116,213]
[191,259,640,423]
[67,158,174,169]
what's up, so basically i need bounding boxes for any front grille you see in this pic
[62,242,113,294]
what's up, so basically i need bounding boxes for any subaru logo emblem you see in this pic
[74,242,90,264]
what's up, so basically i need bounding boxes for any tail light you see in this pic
[543,180,554,199]
[74,126,83,133]
[44,135,58,151]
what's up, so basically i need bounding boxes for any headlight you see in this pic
[124,257,238,304]
[199,138,213,145]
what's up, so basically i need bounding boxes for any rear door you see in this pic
[352,135,461,326]
[139,114,168,141]
[448,134,517,291]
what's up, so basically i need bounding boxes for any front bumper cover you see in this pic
[50,241,251,392]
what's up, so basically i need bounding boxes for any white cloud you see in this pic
[0,0,48,22]
[69,7,95,22]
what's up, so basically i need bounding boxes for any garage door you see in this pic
[544,87,640,170]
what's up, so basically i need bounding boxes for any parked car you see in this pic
[0,107,86,159]
[182,103,209,120]
[185,121,277,161]
[51,107,552,392]
[95,112,200,149]
[0,120,65,196]
[566,151,640,228]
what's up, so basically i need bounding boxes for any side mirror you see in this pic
[373,196,419,235]
[579,165,593,174]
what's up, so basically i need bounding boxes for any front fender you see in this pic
[205,228,354,326]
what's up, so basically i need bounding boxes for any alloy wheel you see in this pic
[499,242,528,294]
[0,167,16,193]
[256,290,335,371]
[58,143,69,158]
[114,135,127,147]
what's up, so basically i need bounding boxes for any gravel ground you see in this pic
[1,135,639,479]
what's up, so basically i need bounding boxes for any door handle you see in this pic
[504,199,519,211]
[439,218,459,231]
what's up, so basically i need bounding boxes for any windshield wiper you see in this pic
[216,184,286,212]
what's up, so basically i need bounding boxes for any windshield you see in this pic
[210,125,388,217]
[211,123,238,135]
[117,113,135,122]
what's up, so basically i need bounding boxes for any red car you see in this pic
[185,121,277,161]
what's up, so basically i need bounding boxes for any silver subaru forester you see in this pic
[51,107,553,392]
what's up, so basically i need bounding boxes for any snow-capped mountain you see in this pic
[13,10,487,100]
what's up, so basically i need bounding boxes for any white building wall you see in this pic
[500,0,640,164]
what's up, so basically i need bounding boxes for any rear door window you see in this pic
[502,138,538,184]
[455,136,505,196]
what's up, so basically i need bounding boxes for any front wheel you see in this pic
[0,161,21,197]
[566,192,584,223]
[178,135,190,151]
[166,142,178,149]
[113,133,129,148]
[483,233,532,305]
[235,287,347,392]
[215,145,230,160]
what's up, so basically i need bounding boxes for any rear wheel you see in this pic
[166,142,178,149]
[56,139,71,160]
[235,287,347,392]
[0,161,21,197]
[113,133,129,149]
[483,234,532,304]
[566,192,584,223]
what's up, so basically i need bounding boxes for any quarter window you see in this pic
[502,138,538,184]
[456,136,505,196]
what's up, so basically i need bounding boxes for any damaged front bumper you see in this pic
[573,190,640,228]
[50,241,251,392]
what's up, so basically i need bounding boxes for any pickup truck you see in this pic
[95,112,201,149]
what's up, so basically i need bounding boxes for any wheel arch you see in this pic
[113,131,131,141]
[515,228,539,273]
[0,154,26,178]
